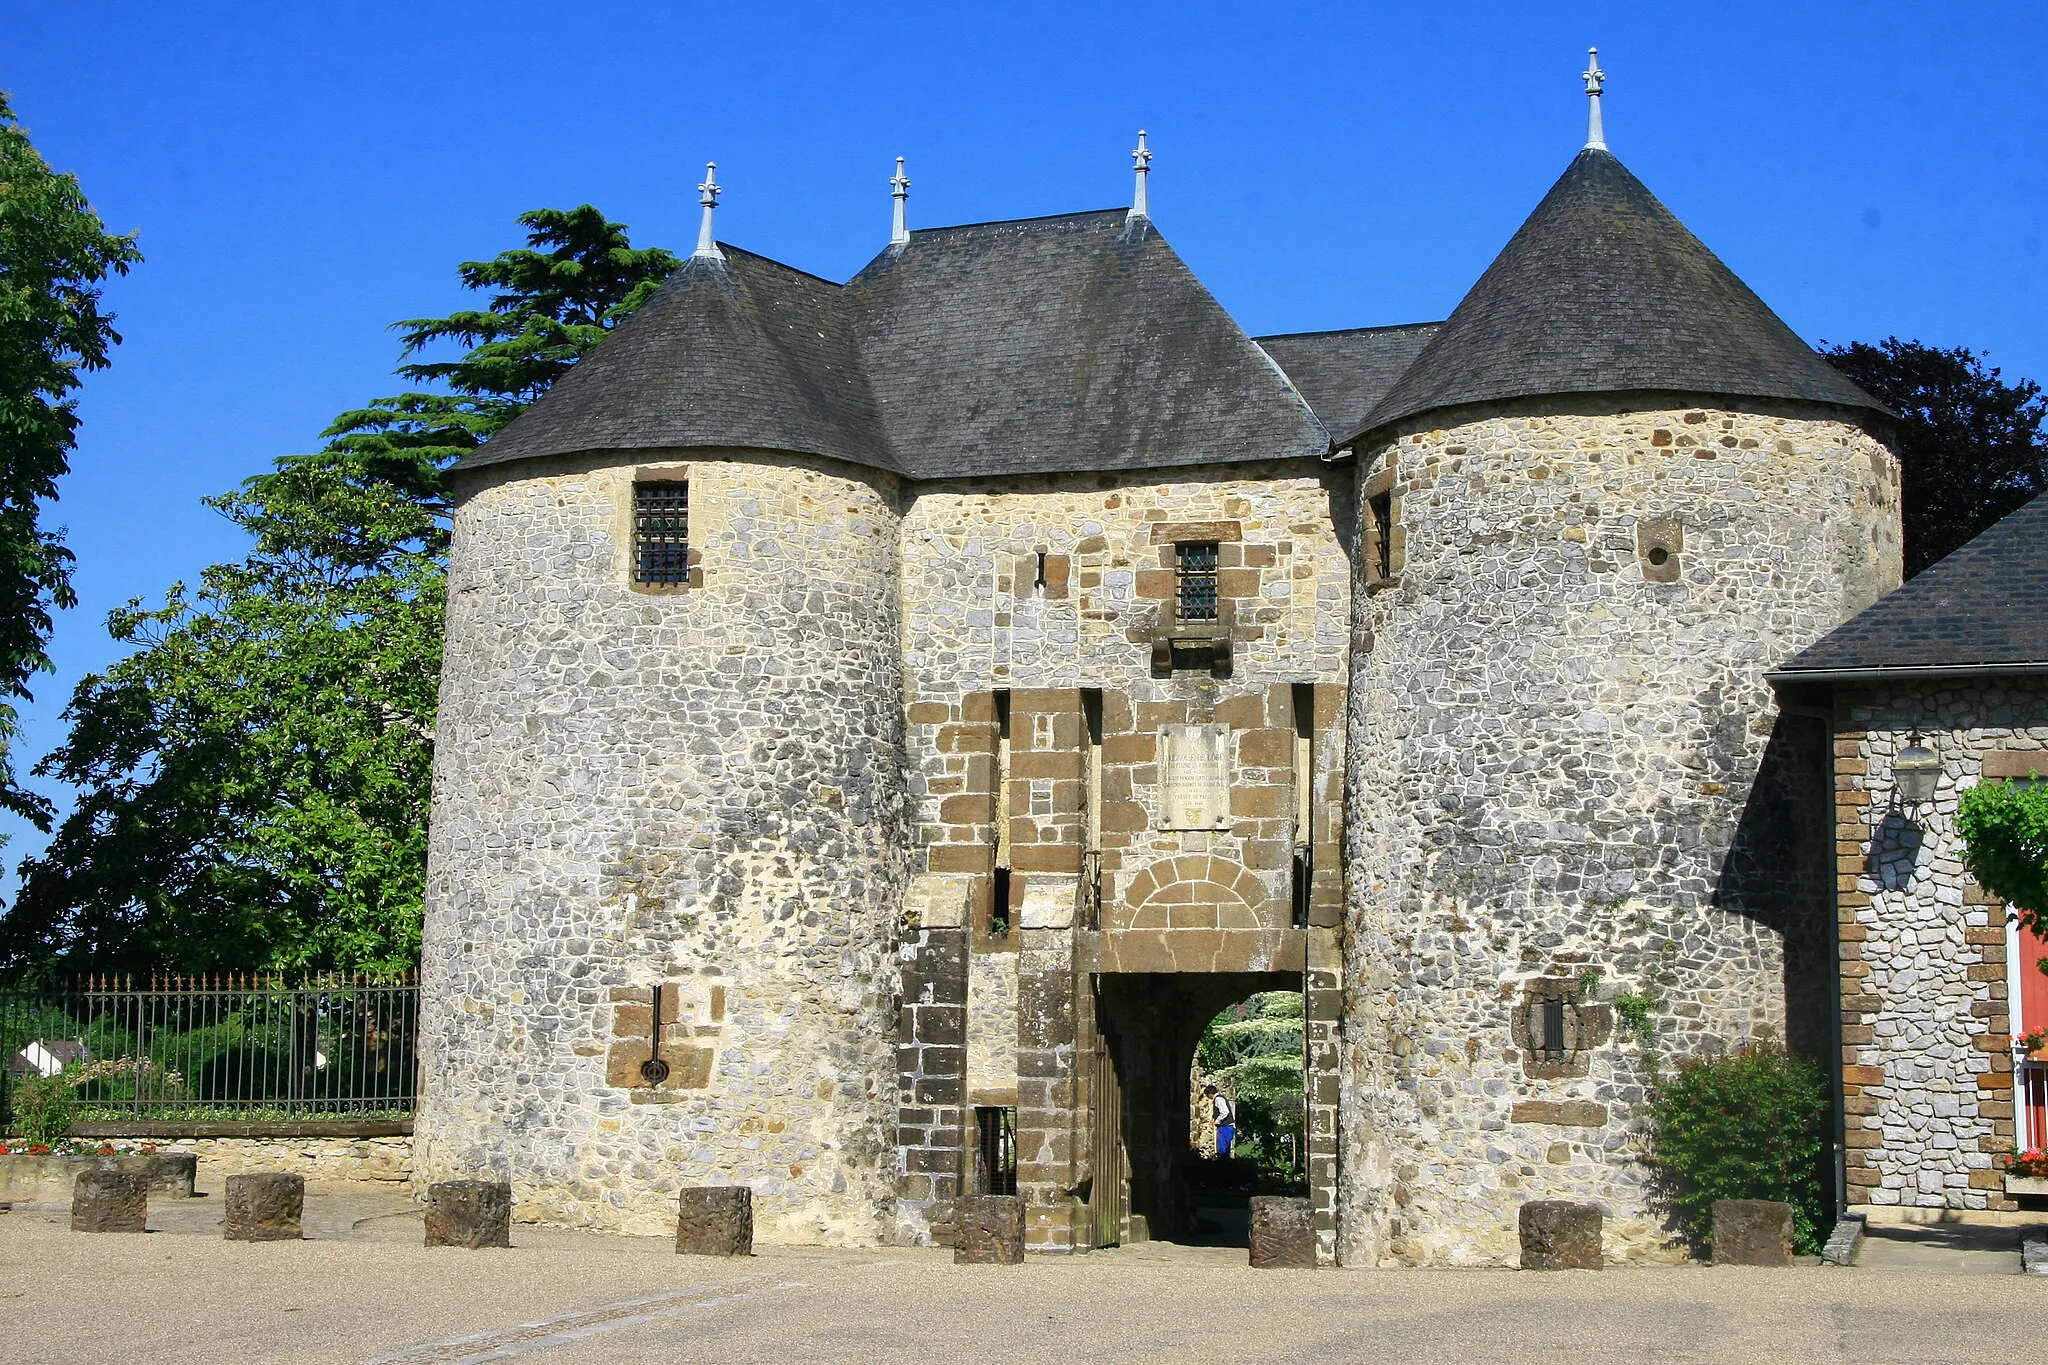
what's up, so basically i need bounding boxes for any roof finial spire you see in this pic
[1582,48,1607,151]
[890,156,911,246]
[1128,130,1151,222]
[695,162,723,260]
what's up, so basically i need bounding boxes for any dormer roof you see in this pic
[1343,148,1887,444]
[463,210,1329,480]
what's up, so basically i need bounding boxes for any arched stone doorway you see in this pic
[1086,971,1299,1245]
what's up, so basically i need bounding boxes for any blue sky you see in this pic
[3,0,2045,872]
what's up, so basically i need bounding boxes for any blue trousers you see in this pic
[1216,1123,1235,1157]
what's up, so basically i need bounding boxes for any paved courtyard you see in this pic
[1,1182,2044,1364]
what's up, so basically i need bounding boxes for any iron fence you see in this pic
[0,973,418,1126]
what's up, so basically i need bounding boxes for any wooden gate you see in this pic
[1086,979,1128,1247]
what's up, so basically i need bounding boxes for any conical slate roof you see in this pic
[462,248,899,475]
[464,211,1328,480]
[1343,148,1886,444]
[1771,493,2048,676]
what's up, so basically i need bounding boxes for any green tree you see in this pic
[1197,991,1305,1177]
[0,93,141,826]
[1958,772,2048,1048]
[1821,339,2048,577]
[0,208,677,978]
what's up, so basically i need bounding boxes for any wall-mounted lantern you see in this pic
[1892,733,1942,808]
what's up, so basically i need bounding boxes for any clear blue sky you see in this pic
[3,0,2045,872]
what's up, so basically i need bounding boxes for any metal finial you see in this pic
[1582,48,1607,151]
[695,161,723,260]
[1128,130,1151,221]
[890,156,911,246]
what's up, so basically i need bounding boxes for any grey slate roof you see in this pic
[1343,149,1887,444]
[465,211,1329,479]
[849,212,1328,477]
[461,248,899,475]
[1254,324,1440,442]
[1772,494,2048,676]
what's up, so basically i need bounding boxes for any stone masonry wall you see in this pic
[1831,680,2048,1212]
[893,462,1353,1248]
[418,450,908,1243]
[168,1135,414,1184]
[1342,399,1901,1266]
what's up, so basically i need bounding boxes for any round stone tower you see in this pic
[414,246,910,1241]
[1335,145,1902,1264]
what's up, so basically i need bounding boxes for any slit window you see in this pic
[633,481,691,585]
[1368,491,1393,582]
[974,1106,1018,1195]
[1176,541,1219,621]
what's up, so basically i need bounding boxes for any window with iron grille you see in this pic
[633,481,690,585]
[1175,541,1219,621]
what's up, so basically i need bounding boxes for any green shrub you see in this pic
[8,1070,77,1147]
[1645,1039,1830,1255]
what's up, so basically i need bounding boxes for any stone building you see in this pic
[1771,494,2048,1220]
[415,72,1907,1263]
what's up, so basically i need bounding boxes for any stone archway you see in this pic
[1116,855,1264,931]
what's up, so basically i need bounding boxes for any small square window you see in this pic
[633,481,690,585]
[1176,541,1219,621]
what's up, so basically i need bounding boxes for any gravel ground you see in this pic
[1,1184,2044,1364]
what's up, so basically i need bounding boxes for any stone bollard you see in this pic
[424,1179,512,1249]
[139,1152,198,1197]
[1248,1196,1316,1269]
[675,1187,753,1257]
[71,1167,148,1233]
[1712,1199,1793,1266]
[225,1172,304,1242]
[1518,1200,1603,1270]
[953,1195,1025,1264]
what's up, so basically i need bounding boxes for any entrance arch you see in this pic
[1084,970,1299,1246]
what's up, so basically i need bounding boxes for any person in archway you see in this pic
[1204,1085,1235,1158]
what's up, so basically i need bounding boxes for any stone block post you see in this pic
[1009,689,1085,1254]
[954,1194,1026,1263]
[425,1179,512,1248]
[224,1172,305,1241]
[1711,1199,1793,1265]
[1518,1200,1602,1269]
[675,1187,753,1256]
[1249,1196,1316,1269]
[897,922,968,1240]
[70,1167,147,1233]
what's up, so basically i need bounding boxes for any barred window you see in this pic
[633,481,690,585]
[1176,541,1219,621]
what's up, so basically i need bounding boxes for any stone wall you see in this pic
[1341,398,1902,1266]
[171,1135,414,1184]
[893,462,1353,1248]
[418,449,908,1243]
[1829,679,2048,1212]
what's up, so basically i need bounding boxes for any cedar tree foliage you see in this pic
[0,93,140,827]
[0,208,677,978]
[1822,338,2048,577]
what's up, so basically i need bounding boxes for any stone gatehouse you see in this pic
[413,77,1907,1264]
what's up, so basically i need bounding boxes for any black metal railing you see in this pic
[0,973,418,1126]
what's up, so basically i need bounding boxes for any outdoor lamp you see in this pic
[1892,733,1941,807]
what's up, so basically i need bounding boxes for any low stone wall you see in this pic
[165,1135,413,1184]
